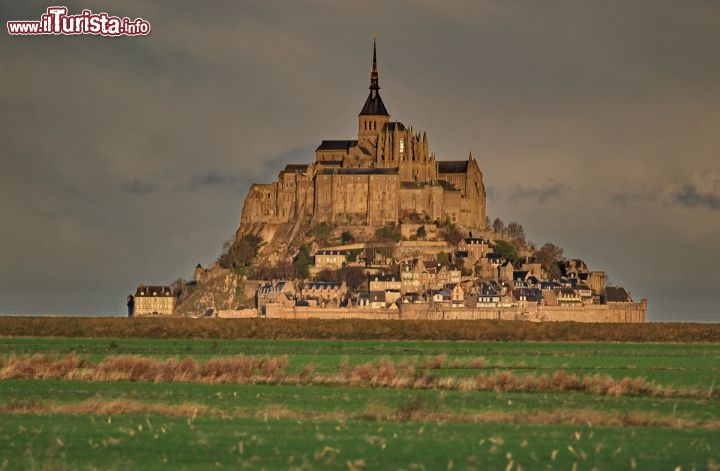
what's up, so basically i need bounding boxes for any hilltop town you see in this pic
[134,42,646,323]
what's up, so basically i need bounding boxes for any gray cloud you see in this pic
[122,180,158,196]
[664,176,720,211]
[188,171,241,191]
[673,183,720,210]
[612,191,657,207]
[509,181,563,204]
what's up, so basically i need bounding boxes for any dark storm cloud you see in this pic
[671,180,720,211]
[1,1,719,320]
[509,181,563,204]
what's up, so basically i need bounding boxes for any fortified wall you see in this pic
[256,300,647,323]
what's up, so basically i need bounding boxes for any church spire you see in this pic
[370,38,379,95]
[359,37,389,116]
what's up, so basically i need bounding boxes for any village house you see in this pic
[368,273,402,292]
[563,259,589,279]
[519,257,543,279]
[302,281,347,307]
[498,261,515,283]
[575,283,594,305]
[257,281,296,313]
[458,237,492,263]
[314,249,349,270]
[358,291,387,309]
[477,282,502,307]
[400,269,424,294]
[512,287,543,307]
[557,288,582,306]
[512,270,530,287]
[450,284,465,307]
[436,265,461,286]
[134,285,175,316]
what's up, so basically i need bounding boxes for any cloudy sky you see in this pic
[2,1,719,321]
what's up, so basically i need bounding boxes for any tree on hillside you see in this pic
[506,222,526,247]
[535,242,565,280]
[341,231,355,244]
[441,223,464,246]
[437,251,450,266]
[347,248,362,263]
[218,234,263,269]
[292,245,312,279]
[344,266,367,292]
[317,268,342,283]
[493,240,521,266]
[492,218,505,234]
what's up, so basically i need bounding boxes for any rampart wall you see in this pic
[261,300,647,323]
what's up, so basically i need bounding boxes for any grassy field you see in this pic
[0,336,719,470]
[2,316,720,342]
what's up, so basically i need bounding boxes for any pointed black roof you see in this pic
[359,39,389,116]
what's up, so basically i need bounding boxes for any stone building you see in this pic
[134,285,175,316]
[314,250,349,270]
[237,41,487,244]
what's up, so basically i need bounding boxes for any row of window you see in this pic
[363,120,379,131]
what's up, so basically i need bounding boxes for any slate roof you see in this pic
[513,288,542,303]
[318,167,398,175]
[604,287,630,302]
[369,273,401,282]
[359,91,389,116]
[478,283,502,296]
[316,140,358,152]
[305,282,344,290]
[438,161,468,174]
[135,285,173,297]
[316,250,349,256]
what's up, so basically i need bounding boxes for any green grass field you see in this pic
[1,337,719,470]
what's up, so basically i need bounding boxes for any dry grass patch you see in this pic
[1,354,715,400]
[1,397,719,430]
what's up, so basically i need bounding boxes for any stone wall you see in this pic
[216,309,258,318]
[261,300,647,323]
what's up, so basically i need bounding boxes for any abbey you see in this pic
[238,41,487,237]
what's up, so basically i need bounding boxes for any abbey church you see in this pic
[238,41,487,239]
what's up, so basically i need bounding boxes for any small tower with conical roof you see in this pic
[358,39,390,142]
